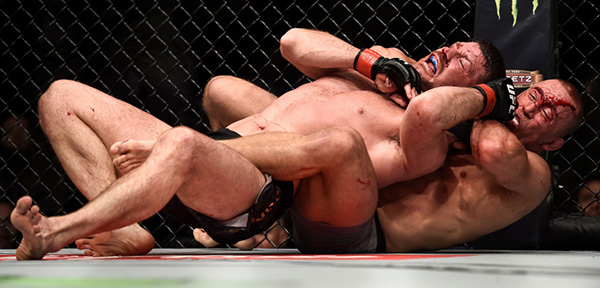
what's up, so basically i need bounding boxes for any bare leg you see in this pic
[38,80,168,256]
[225,127,378,226]
[203,76,277,130]
[12,126,267,260]
[191,127,376,250]
[193,222,289,250]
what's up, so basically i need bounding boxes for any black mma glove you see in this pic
[473,77,518,121]
[354,48,422,93]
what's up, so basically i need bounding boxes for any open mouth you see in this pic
[509,116,520,128]
[428,55,438,75]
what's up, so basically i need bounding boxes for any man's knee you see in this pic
[203,76,236,110]
[38,79,79,127]
[154,126,203,172]
[314,127,367,164]
[39,80,74,108]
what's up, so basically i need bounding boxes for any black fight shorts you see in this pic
[161,128,294,245]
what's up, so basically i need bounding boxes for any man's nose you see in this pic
[442,47,458,59]
[522,101,538,118]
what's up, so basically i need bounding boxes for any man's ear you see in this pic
[542,138,564,151]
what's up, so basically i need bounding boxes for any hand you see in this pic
[372,57,421,94]
[354,48,422,94]
[474,77,518,121]
[387,83,419,108]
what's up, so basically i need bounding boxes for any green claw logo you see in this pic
[496,0,539,26]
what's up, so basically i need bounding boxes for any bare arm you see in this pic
[279,28,359,79]
[280,28,414,80]
[471,120,551,198]
[375,86,485,187]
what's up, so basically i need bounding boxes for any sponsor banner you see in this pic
[475,0,555,91]
[507,69,543,88]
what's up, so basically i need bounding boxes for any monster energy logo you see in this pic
[495,0,539,26]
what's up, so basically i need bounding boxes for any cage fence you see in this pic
[0,0,598,249]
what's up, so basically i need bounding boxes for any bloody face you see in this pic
[505,79,579,152]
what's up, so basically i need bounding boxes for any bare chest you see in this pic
[265,87,404,137]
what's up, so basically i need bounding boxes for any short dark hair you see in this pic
[472,37,506,83]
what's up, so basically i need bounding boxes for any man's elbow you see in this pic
[408,91,447,129]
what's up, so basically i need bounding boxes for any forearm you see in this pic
[412,86,484,129]
[398,87,485,179]
[280,28,359,79]
[471,120,548,192]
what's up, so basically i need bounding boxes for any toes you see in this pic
[114,157,136,173]
[113,156,124,169]
[192,228,205,242]
[109,142,120,156]
[234,238,257,250]
[32,224,41,234]
[32,212,42,224]
[110,140,129,156]
[31,205,40,215]
[14,196,32,214]
[193,228,219,247]
[75,239,90,250]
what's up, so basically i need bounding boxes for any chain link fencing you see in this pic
[0,0,598,249]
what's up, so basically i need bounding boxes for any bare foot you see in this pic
[193,228,222,248]
[193,228,263,250]
[75,224,155,256]
[110,139,156,174]
[11,196,60,260]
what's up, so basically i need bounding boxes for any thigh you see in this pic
[292,127,378,227]
[68,80,172,147]
[171,130,268,221]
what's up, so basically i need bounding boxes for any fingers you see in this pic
[374,75,398,93]
[376,77,419,106]
[403,83,418,100]
[388,93,408,108]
